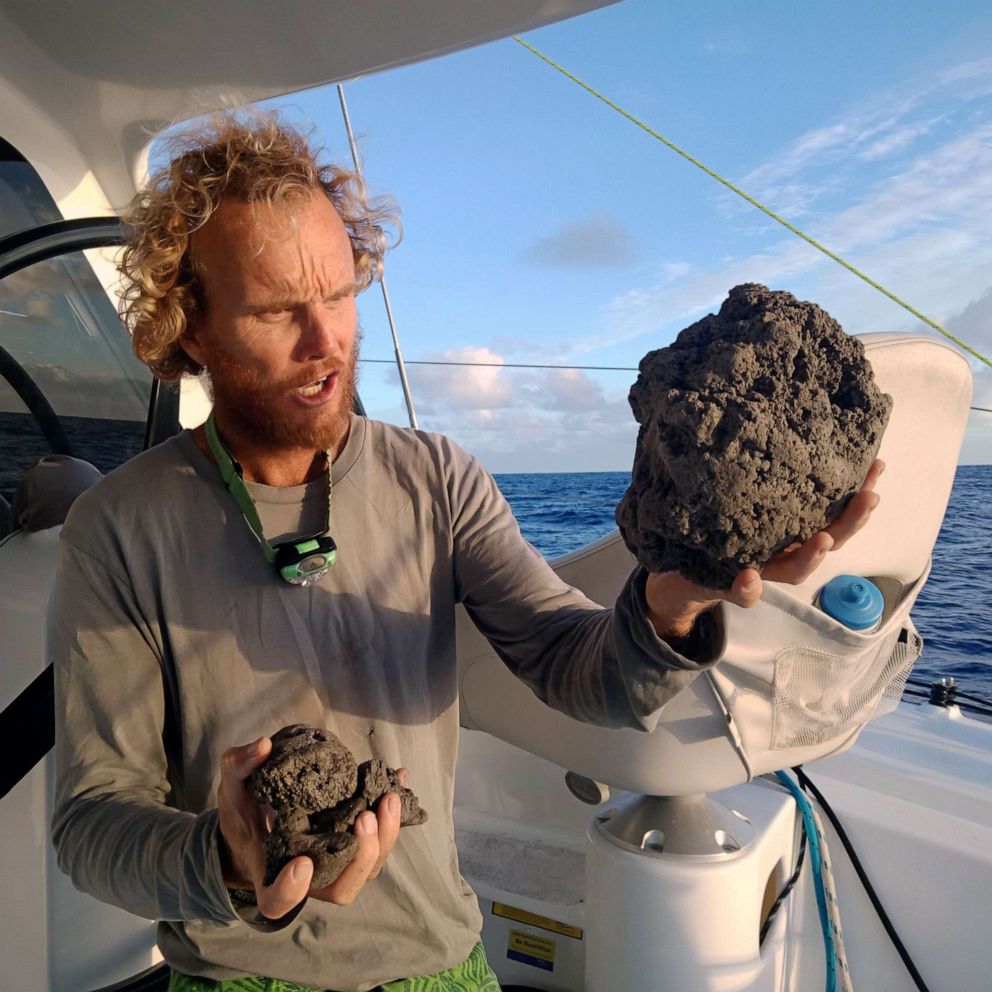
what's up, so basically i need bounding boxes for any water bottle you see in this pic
[817,575,884,632]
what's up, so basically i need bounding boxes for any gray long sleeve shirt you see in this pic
[51,415,717,991]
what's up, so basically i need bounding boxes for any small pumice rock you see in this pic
[247,725,428,891]
[263,813,359,888]
[357,759,428,826]
[615,284,892,589]
[248,724,357,812]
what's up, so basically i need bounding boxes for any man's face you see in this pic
[182,193,359,453]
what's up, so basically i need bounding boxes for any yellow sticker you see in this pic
[492,901,583,940]
[507,930,556,971]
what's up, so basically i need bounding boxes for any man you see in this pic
[51,113,880,992]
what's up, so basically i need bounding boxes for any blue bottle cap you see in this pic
[818,575,885,631]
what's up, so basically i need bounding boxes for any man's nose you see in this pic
[299,303,346,361]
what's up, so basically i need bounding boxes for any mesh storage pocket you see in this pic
[771,626,922,750]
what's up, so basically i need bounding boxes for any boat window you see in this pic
[0,137,62,240]
[0,246,150,503]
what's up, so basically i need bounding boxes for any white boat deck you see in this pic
[454,700,992,991]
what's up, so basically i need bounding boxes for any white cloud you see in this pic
[575,51,992,464]
[737,105,915,203]
[729,53,992,227]
[820,125,992,251]
[373,50,992,470]
[584,114,992,358]
[587,238,819,352]
[405,347,512,412]
[939,56,992,86]
[857,119,940,161]
[542,367,606,412]
[386,344,638,471]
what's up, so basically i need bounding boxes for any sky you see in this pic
[268,0,992,472]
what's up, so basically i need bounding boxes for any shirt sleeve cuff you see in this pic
[613,568,726,730]
[202,809,307,933]
[629,567,726,665]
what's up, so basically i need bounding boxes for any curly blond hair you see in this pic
[118,111,399,381]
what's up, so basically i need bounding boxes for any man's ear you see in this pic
[179,320,209,369]
[178,253,210,370]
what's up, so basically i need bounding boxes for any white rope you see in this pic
[809,801,855,992]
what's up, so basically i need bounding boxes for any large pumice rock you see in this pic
[615,284,892,589]
[247,725,428,889]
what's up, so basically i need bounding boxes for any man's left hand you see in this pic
[644,459,885,642]
[308,768,409,906]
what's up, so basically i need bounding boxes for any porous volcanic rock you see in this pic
[615,284,892,589]
[264,809,358,889]
[247,724,428,889]
[248,725,357,812]
[357,759,429,827]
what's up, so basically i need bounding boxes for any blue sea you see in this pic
[495,466,992,702]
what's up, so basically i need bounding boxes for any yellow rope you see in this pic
[513,35,992,370]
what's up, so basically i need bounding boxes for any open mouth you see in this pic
[296,373,337,400]
[298,376,330,397]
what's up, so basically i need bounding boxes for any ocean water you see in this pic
[495,465,992,701]
[0,411,145,501]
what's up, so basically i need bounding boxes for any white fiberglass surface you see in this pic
[0,1,619,208]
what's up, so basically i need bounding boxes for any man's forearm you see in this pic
[51,792,235,924]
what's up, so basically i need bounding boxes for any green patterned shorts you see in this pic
[168,941,502,992]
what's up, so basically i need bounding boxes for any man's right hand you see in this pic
[217,737,404,919]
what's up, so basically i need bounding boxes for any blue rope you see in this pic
[776,770,838,992]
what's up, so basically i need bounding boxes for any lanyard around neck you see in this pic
[204,412,333,565]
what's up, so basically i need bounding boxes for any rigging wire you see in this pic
[360,358,638,371]
[358,359,992,416]
[336,84,419,430]
[512,35,992,372]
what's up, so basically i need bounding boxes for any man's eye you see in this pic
[259,308,290,319]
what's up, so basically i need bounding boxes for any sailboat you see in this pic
[1,2,989,991]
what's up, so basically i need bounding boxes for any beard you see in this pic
[202,330,361,454]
